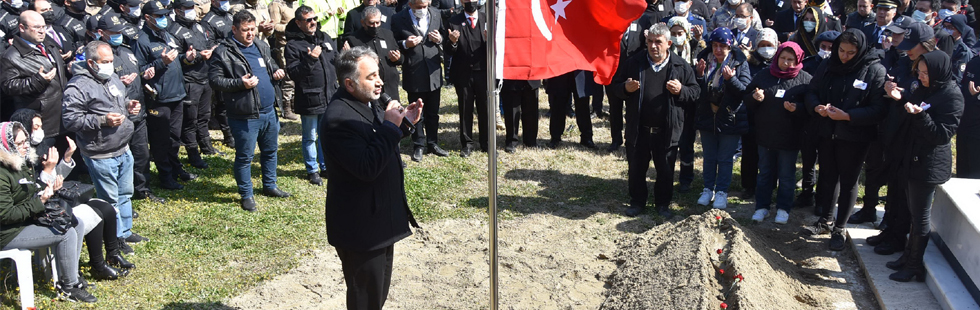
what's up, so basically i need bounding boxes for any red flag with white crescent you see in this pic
[495,0,647,85]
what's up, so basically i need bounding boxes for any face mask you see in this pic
[817,49,831,59]
[9,0,23,9]
[912,10,928,23]
[160,0,170,6]
[108,33,123,46]
[674,1,690,14]
[727,0,739,5]
[413,8,428,18]
[41,11,55,24]
[757,46,776,59]
[219,0,230,12]
[803,21,816,32]
[733,17,748,30]
[69,0,86,12]
[93,31,101,40]
[184,8,197,20]
[29,129,43,146]
[365,26,378,37]
[463,1,478,13]
[938,8,955,19]
[91,61,114,80]
[128,6,141,17]
[155,16,168,28]
[670,35,686,46]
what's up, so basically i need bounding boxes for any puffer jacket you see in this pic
[208,37,283,119]
[0,36,67,138]
[284,21,337,116]
[743,67,813,150]
[804,54,887,142]
[0,144,43,248]
[62,62,135,160]
[894,80,964,184]
[694,48,751,135]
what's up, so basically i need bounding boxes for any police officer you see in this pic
[101,0,142,42]
[201,0,234,146]
[170,0,219,169]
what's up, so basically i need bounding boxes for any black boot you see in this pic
[866,230,890,246]
[200,137,225,156]
[89,261,125,280]
[106,238,136,270]
[889,234,928,282]
[222,129,236,147]
[847,206,878,224]
[874,233,907,255]
[187,147,209,169]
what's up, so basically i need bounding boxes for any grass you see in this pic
[0,85,910,309]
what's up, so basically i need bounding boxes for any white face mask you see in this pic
[674,1,690,14]
[92,62,114,80]
[733,17,748,30]
[757,46,776,59]
[803,21,816,32]
[129,6,141,17]
[670,35,686,46]
[219,0,230,12]
[938,9,955,19]
[9,0,23,8]
[817,49,832,59]
[184,8,197,20]
[413,7,428,18]
[30,129,43,146]
[727,0,740,5]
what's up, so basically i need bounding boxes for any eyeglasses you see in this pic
[25,25,45,31]
[12,139,27,148]
[303,17,317,23]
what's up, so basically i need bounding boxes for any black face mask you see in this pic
[463,2,479,13]
[69,0,85,12]
[365,26,378,37]
[41,11,55,24]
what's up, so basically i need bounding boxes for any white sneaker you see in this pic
[774,210,790,224]
[752,209,769,222]
[713,192,728,209]
[697,188,714,206]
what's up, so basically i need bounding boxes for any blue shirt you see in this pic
[237,40,275,114]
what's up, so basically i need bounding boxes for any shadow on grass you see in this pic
[160,302,237,310]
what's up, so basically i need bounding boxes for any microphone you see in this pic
[379,93,417,133]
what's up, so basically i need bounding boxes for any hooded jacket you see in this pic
[0,121,44,248]
[611,51,700,149]
[0,35,67,138]
[284,20,337,116]
[62,62,135,159]
[208,36,283,119]
[694,47,751,135]
[805,29,887,143]
[945,15,974,83]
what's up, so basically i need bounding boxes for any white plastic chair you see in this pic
[0,249,37,310]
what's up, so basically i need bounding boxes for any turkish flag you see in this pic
[496,0,647,85]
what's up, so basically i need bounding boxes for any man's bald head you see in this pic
[18,10,46,44]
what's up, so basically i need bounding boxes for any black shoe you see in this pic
[411,148,424,162]
[59,282,97,303]
[678,182,692,193]
[319,169,329,179]
[107,253,135,269]
[308,172,323,186]
[579,140,596,149]
[804,221,833,235]
[125,233,149,243]
[201,144,225,156]
[460,146,472,158]
[262,187,291,198]
[89,262,125,280]
[595,110,609,118]
[886,253,908,270]
[847,207,878,224]
[119,241,134,255]
[174,171,198,181]
[866,231,889,246]
[134,190,165,203]
[547,140,560,149]
[159,178,184,190]
[741,188,755,200]
[624,205,643,217]
[874,234,906,255]
[504,145,516,153]
[656,205,673,219]
[241,197,257,212]
[889,267,926,282]
[133,210,139,219]
[187,147,209,169]
[605,144,620,152]
[829,227,847,251]
[427,145,450,157]
[794,191,815,208]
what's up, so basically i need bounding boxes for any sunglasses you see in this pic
[303,17,317,23]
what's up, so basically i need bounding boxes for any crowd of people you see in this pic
[0,0,975,305]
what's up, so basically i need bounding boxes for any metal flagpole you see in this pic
[485,0,499,308]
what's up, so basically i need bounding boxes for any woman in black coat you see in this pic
[804,28,887,251]
[744,41,812,224]
[882,50,963,282]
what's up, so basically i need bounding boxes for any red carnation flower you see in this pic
[720,269,725,274]
[717,249,723,255]
[721,302,728,309]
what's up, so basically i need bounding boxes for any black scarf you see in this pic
[918,50,954,93]
[827,28,873,74]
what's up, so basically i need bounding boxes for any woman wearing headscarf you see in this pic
[0,122,97,302]
[739,27,779,199]
[694,27,751,210]
[745,41,812,224]
[792,6,831,57]
[804,28,887,251]
[882,50,963,282]
[667,16,704,66]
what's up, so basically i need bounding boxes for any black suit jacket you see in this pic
[444,12,486,84]
[346,27,403,101]
[322,89,419,252]
[343,4,396,36]
[432,0,461,21]
[758,0,789,25]
[501,79,541,90]
[391,7,444,92]
[773,8,799,42]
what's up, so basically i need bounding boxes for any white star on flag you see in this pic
[551,0,572,23]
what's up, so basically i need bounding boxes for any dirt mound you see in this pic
[600,210,822,310]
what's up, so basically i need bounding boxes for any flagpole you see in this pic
[485,0,499,308]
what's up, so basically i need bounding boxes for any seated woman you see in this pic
[0,121,96,302]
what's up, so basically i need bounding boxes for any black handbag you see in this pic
[34,199,73,234]
[55,181,95,210]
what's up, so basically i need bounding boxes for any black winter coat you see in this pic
[743,68,812,150]
[0,36,67,138]
[132,25,186,104]
[694,48,751,135]
[959,56,980,139]
[611,52,700,149]
[284,22,338,116]
[208,38,283,119]
[805,55,887,142]
[892,82,964,184]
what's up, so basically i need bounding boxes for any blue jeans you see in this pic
[700,130,740,193]
[301,114,325,174]
[228,111,280,199]
[755,146,798,212]
[83,149,134,239]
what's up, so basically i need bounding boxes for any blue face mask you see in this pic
[155,16,168,28]
[160,0,170,6]
[93,32,101,40]
[108,33,123,46]
[912,10,929,23]
[129,6,140,17]
[219,0,230,12]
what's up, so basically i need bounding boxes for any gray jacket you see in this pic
[62,62,134,159]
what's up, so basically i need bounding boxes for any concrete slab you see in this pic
[932,179,980,292]
[924,239,980,310]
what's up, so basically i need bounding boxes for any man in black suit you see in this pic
[391,0,449,161]
[343,0,395,35]
[758,0,790,27]
[322,46,422,310]
[773,0,807,41]
[605,16,648,152]
[500,79,540,153]
[347,6,402,102]
[444,0,486,157]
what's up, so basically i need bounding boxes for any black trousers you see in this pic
[678,107,697,186]
[627,126,678,208]
[604,86,624,147]
[501,86,539,147]
[591,89,604,114]
[409,90,442,149]
[336,245,395,310]
[548,92,592,143]
[799,129,819,193]
[146,100,185,180]
[740,131,759,191]
[129,118,151,193]
[181,82,214,149]
[209,94,231,133]
[883,177,910,236]
[815,138,870,226]
[906,180,937,238]
[83,199,119,265]
[455,73,489,151]
[862,140,888,206]
[957,135,980,179]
